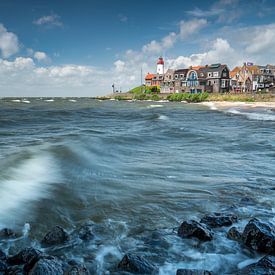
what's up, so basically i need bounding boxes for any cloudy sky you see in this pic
[0,0,275,97]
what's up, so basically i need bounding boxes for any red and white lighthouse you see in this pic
[157,57,164,75]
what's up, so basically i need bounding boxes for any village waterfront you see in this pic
[0,97,275,274]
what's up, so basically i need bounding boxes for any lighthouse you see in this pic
[157,57,164,75]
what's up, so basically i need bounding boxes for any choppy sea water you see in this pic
[0,98,275,274]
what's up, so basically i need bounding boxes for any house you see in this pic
[161,69,175,93]
[145,73,156,86]
[145,57,165,88]
[199,64,230,93]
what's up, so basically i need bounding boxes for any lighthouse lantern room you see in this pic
[157,57,164,75]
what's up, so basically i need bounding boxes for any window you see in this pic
[208,72,212,77]
[221,79,226,88]
[174,74,178,79]
[213,72,218,77]
[180,74,184,79]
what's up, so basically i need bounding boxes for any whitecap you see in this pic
[0,153,61,226]
[11,99,21,103]
[158,115,169,120]
[69,99,77,102]
[147,104,163,108]
[226,108,275,121]
[44,99,54,102]
[22,100,30,104]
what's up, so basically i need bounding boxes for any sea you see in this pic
[0,97,274,274]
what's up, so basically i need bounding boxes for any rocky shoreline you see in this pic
[0,214,274,274]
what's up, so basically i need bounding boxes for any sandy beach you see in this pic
[201,101,275,110]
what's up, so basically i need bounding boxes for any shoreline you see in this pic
[200,101,275,109]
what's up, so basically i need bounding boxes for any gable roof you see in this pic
[145,73,156,80]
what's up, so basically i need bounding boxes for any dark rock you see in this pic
[118,254,157,274]
[237,255,275,274]
[7,247,42,266]
[41,226,70,246]
[178,220,213,241]
[0,260,7,273]
[200,213,238,228]
[227,226,242,242]
[0,228,17,239]
[28,258,63,275]
[176,269,212,275]
[0,250,6,261]
[242,218,275,254]
[64,260,90,275]
[77,223,94,241]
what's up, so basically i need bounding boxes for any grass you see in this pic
[167,92,209,102]
[207,93,275,102]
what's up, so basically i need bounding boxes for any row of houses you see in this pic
[145,57,275,93]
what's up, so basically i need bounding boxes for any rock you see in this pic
[118,254,157,274]
[64,260,90,275]
[41,226,70,246]
[227,226,242,242]
[178,220,213,241]
[242,218,275,254]
[0,250,6,261]
[77,223,94,241]
[0,228,17,239]
[237,255,275,274]
[176,269,212,275]
[0,260,7,273]
[7,247,42,266]
[28,258,63,275]
[200,213,238,228]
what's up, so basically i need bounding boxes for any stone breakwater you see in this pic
[0,213,274,275]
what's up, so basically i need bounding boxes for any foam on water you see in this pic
[147,104,164,108]
[69,99,77,102]
[226,108,275,121]
[0,153,60,226]
[11,99,21,103]
[44,99,54,102]
[158,115,169,120]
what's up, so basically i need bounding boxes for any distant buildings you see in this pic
[144,58,275,94]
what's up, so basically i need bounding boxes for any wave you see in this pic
[147,104,164,108]
[227,108,275,121]
[0,153,60,226]
[44,99,55,102]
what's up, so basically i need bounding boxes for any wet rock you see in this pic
[64,260,90,275]
[28,258,63,275]
[7,247,43,266]
[200,213,237,228]
[227,226,242,242]
[0,250,6,261]
[0,260,7,273]
[77,223,94,241]
[237,255,275,274]
[41,226,70,246]
[176,269,212,275]
[242,218,275,254]
[118,254,157,274]
[178,220,213,241]
[0,228,17,239]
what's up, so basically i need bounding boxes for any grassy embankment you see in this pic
[97,86,275,103]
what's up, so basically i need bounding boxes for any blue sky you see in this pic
[0,0,275,96]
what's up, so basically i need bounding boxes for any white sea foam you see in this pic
[69,99,77,102]
[44,99,54,102]
[0,153,60,225]
[227,108,275,121]
[204,102,218,110]
[22,100,30,104]
[147,104,163,108]
[11,99,21,103]
[158,115,169,120]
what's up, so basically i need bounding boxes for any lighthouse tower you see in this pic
[157,57,164,75]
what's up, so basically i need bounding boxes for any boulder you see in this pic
[178,220,213,241]
[0,250,6,261]
[118,254,157,274]
[0,260,7,273]
[237,255,275,274]
[176,269,212,275]
[0,228,17,239]
[76,223,94,241]
[227,227,242,242]
[64,260,90,275]
[200,213,237,228]
[28,258,63,275]
[242,218,275,254]
[41,226,70,246]
[7,247,42,266]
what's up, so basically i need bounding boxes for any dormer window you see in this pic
[180,74,184,79]
[174,74,178,79]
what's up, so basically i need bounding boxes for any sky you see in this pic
[0,0,275,97]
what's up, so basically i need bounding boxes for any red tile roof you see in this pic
[145,73,156,80]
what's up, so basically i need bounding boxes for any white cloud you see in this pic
[118,14,128,23]
[0,24,19,58]
[114,60,125,72]
[34,51,50,62]
[166,38,237,69]
[33,14,63,27]
[179,19,208,40]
